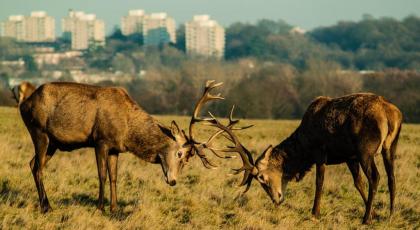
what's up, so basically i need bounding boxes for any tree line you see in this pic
[118,60,419,123]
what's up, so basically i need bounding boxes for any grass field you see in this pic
[0,106,419,229]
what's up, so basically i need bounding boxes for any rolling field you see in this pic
[0,106,419,229]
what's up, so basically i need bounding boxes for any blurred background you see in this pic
[0,0,419,122]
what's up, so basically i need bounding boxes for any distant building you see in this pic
[62,10,85,39]
[289,26,306,35]
[0,12,55,42]
[121,9,146,36]
[185,15,225,59]
[62,10,105,50]
[25,11,55,42]
[143,13,176,46]
[33,50,83,67]
[1,15,25,40]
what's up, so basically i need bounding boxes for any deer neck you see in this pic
[126,109,172,163]
[278,130,315,181]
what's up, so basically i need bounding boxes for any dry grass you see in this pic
[0,106,419,229]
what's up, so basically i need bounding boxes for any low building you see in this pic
[33,51,83,67]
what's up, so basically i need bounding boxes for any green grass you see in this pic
[0,106,419,229]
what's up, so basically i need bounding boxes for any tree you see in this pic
[111,53,136,74]
[22,55,38,72]
[175,25,186,52]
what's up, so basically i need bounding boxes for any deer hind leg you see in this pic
[347,161,368,205]
[95,144,109,211]
[360,157,380,224]
[30,131,57,213]
[381,122,401,217]
[107,152,119,212]
[381,147,395,216]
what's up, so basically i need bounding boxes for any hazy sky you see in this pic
[1,0,419,34]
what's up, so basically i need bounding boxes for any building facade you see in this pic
[185,15,225,59]
[0,12,55,42]
[62,10,105,50]
[121,9,145,36]
[1,15,25,40]
[143,13,176,46]
[25,11,55,42]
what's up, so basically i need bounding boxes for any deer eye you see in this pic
[177,151,183,158]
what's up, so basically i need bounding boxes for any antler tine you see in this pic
[195,148,218,169]
[192,128,235,160]
[227,105,254,131]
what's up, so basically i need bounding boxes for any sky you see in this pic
[0,0,419,34]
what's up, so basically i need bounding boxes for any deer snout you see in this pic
[273,192,285,205]
[165,171,177,186]
[168,180,176,186]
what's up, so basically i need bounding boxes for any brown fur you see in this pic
[268,93,403,224]
[19,82,192,213]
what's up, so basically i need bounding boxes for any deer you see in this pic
[17,80,239,213]
[209,93,402,224]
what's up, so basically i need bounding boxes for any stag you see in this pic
[18,80,230,213]
[216,93,402,224]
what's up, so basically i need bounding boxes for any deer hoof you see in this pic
[41,205,52,214]
[362,216,372,225]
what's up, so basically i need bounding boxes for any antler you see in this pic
[189,80,224,144]
[188,80,252,169]
[188,80,224,168]
[206,108,256,193]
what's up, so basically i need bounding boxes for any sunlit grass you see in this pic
[0,107,418,229]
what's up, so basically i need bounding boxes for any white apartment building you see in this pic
[62,10,105,50]
[62,10,85,35]
[1,15,25,40]
[143,13,176,46]
[0,12,55,42]
[121,9,146,36]
[186,15,225,59]
[25,11,55,42]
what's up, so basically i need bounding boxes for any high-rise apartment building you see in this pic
[1,15,25,40]
[186,15,225,59]
[62,10,85,38]
[143,13,176,46]
[25,11,55,42]
[62,10,105,50]
[121,9,145,36]
[0,12,55,42]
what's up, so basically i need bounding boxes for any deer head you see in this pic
[10,81,36,105]
[253,146,289,205]
[207,115,290,205]
[157,120,191,186]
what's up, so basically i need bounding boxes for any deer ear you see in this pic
[170,121,181,137]
[158,123,175,140]
[262,145,273,160]
[257,145,273,169]
[11,85,20,103]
